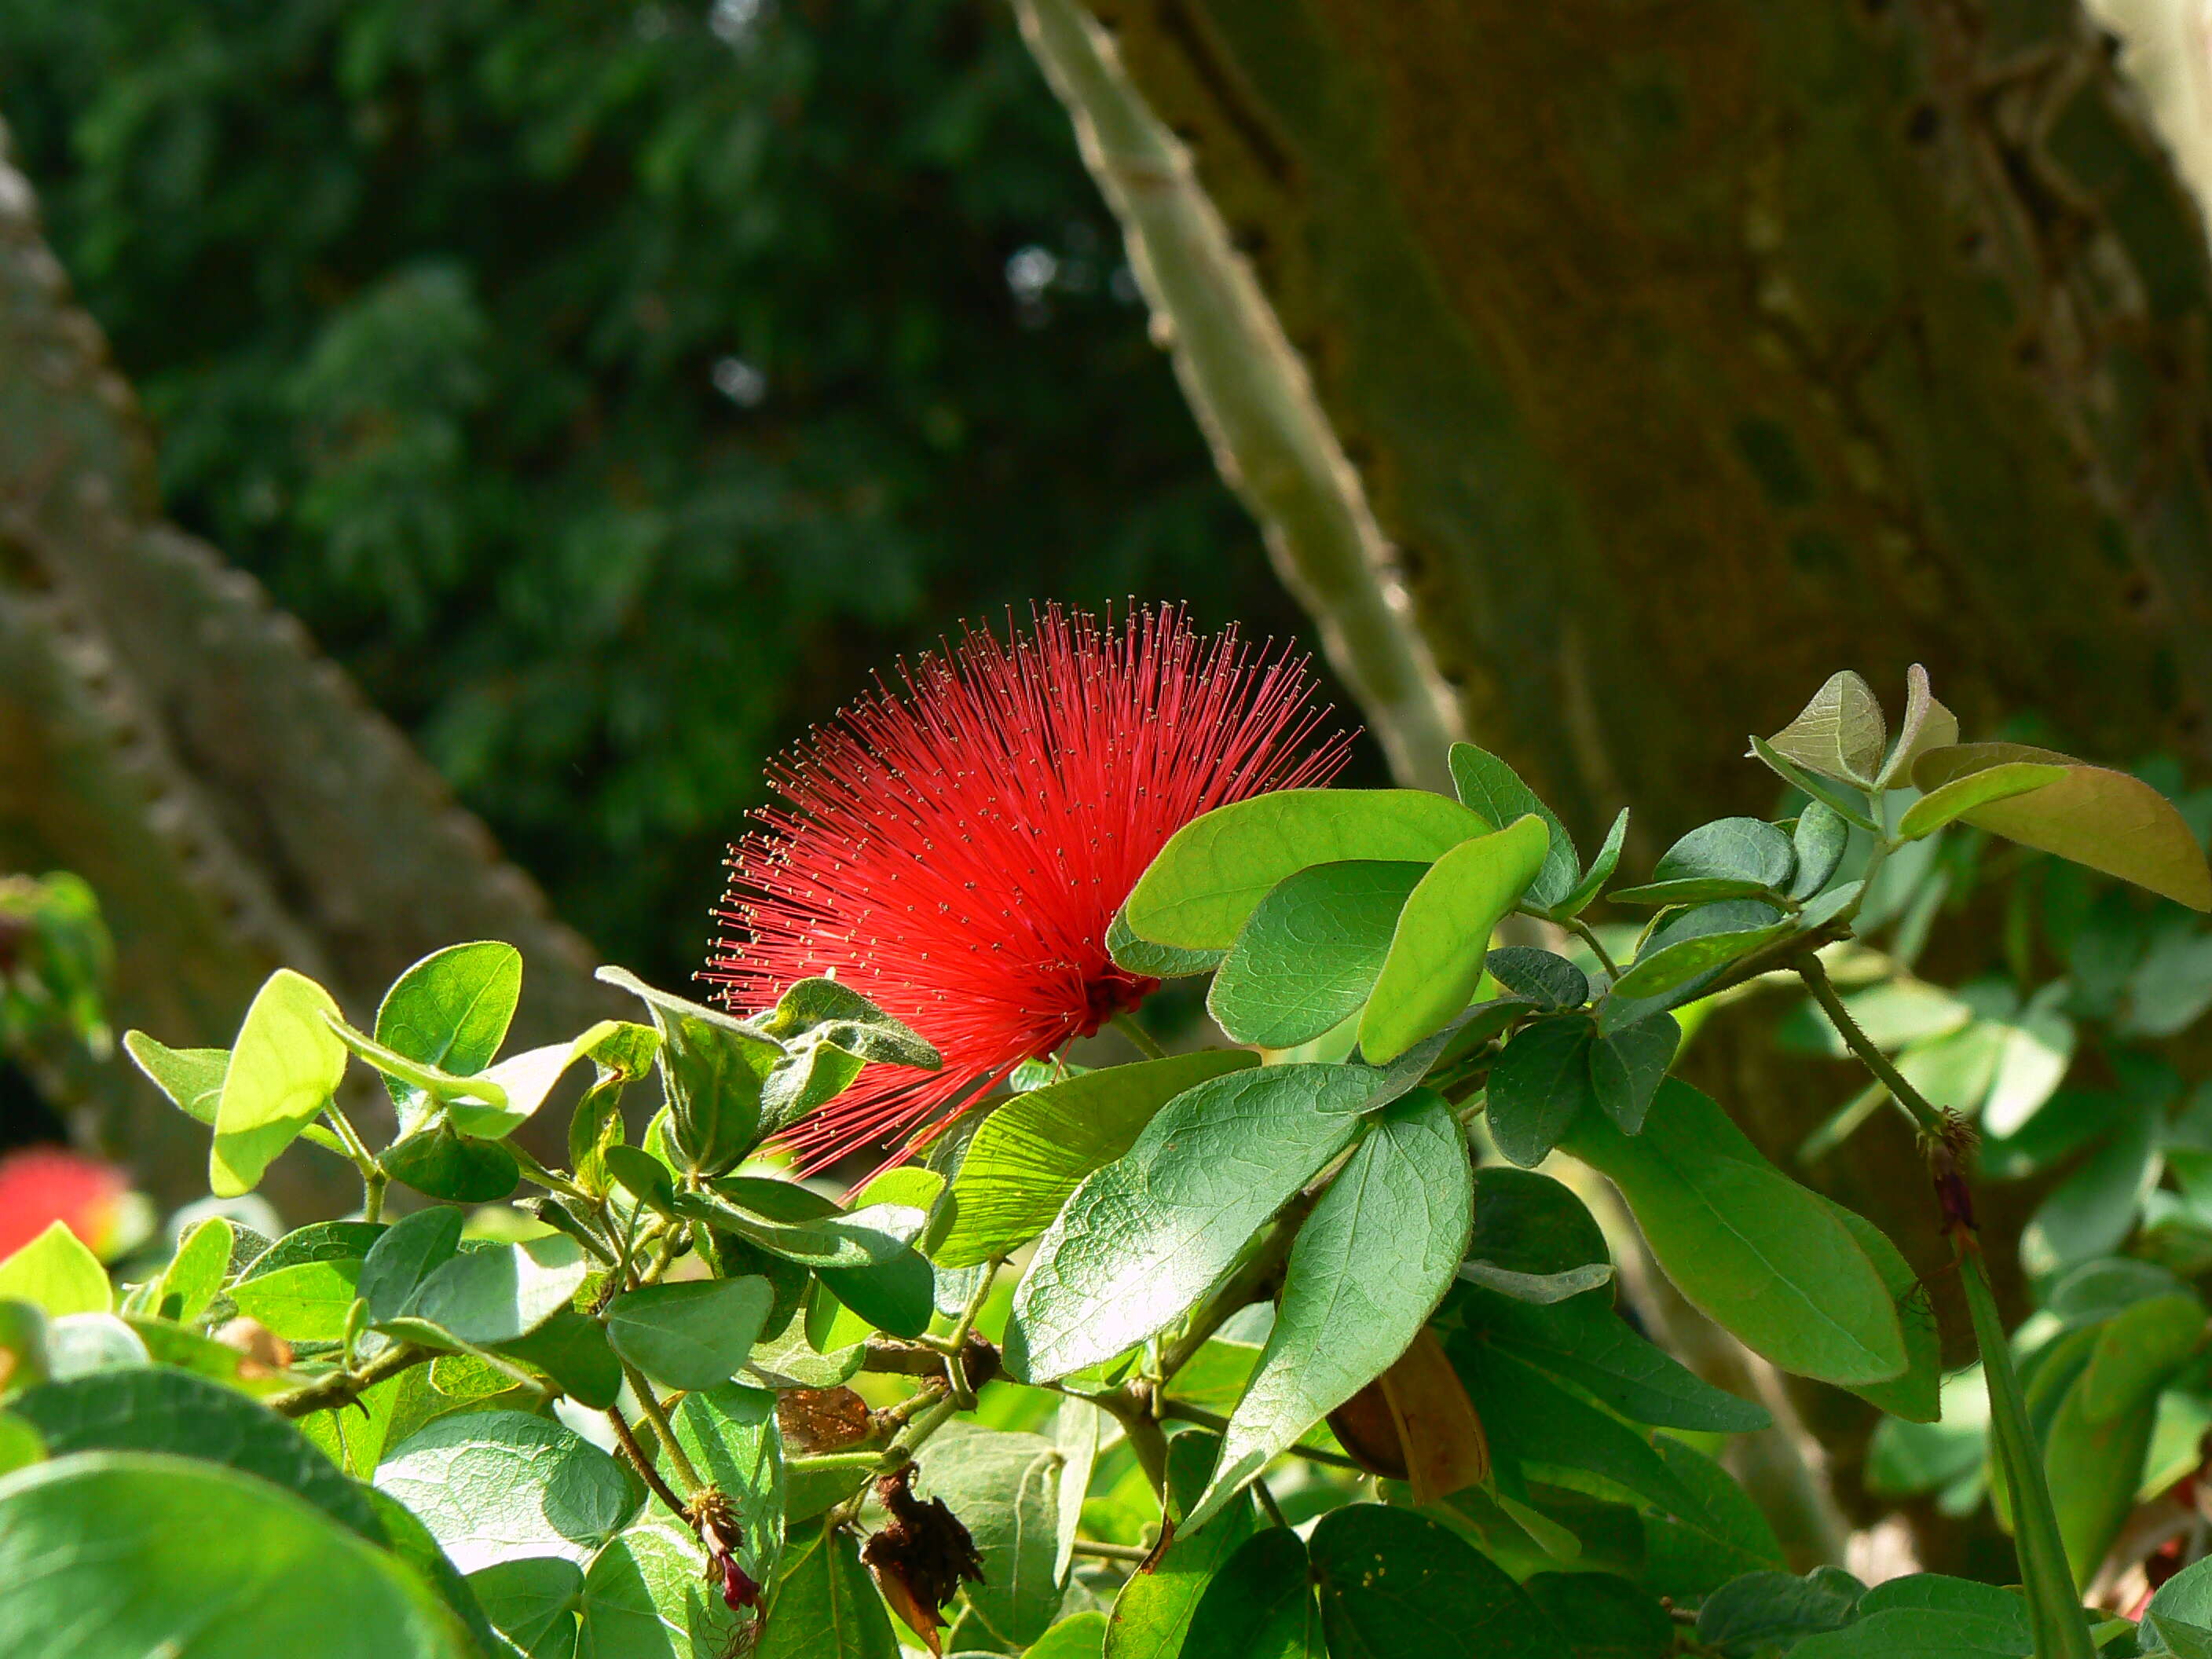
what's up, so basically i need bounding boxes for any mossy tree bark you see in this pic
[1022,0,2212,1564]
[0,123,613,1214]
[1060,0,2212,859]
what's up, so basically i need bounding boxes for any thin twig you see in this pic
[1156,1400,1364,1472]
[269,1341,431,1419]
[1110,1010,1168,1060]
[1795,954,1939,1133]
[1070,1538,1155,1564]
[607,1404,690,1523]
[621,1361,706,1495]
[1564,916,1622,981]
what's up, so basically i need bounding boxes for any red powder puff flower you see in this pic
[705,604,1351,1171]
[0,1146,134,1261]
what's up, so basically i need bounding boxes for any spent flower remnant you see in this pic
[706,604,1350,1169]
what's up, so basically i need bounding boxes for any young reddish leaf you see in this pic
[1765,671,1888,786]
[1910,743,2212,911]
[1876,663,1959,789]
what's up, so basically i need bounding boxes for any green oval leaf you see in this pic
[1654,818,1796,890]
[375,1409,638,1574]
[403,1236,589,1347]
[384,1124,520,1203]
[1591,1013,1680,1136]
[936,1050,1258,1269]
[912,1424,1066,1646]
[756,1517,899,1659]
[1208,860,1429,1048]
[1183,1528,1322,1658]
[1559,1080,1906,1386]
[211,968,350,1198]
[1483,948,1589,1011]
[151,1216,233,1324]
[1485,1017,1596,1168]
[1790,802,1851,899]
[1009,1066,1364,1382]
[1465,1287,1768,1432]
[228,1257,364,1342]
[1467,1167,1608,1276]
[1553,807,1632,920]
[1188,1088,1473,1529]
[578,1515,745,1659]
[358,1207,466,1325]
[1358,814,1551,1064]
[1105,1433,1257,1659]
[0,1222,108,1318]
[1608,902,1791,1002]
[375,942,524,1119]
[670,1383,784,1591]
[607,1278,775,1392]
[0,1452,472,1657]
[1124,789,1491,950]
[1910,743,2212,910]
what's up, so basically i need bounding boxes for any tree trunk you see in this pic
[1018,0,2212,1567]
[1064,0,2212,858]
[0,123,615,1215]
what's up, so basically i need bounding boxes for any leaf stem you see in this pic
[1070,1538,1155,1564]
[1111,1010,1168,1060]
[1565,916,1623,981]
[320,1101,386,1222]
[507,1141,591,1203]
[1155,1400,1364,1472]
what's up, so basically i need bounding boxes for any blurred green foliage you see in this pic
[0,0,1339,979]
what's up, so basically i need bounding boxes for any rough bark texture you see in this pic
[1082,0,2212,859]
[0,125,614,1214]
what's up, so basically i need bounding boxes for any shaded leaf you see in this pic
[1485,1017,1595,1168]
[374,941,523,1120]
[0,1223,108,1318]
[1309,1503,1557,1658]
[1448,743,1579,912]
[606,1278,775,1392]
[1559,1081,1905,1386]
[1209,861,1427,1048]
[1484,949,1591,1010]
[374,1409,638,1574]
[0,1452,471,1658]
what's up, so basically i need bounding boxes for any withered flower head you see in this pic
[859,1466,985,1656]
